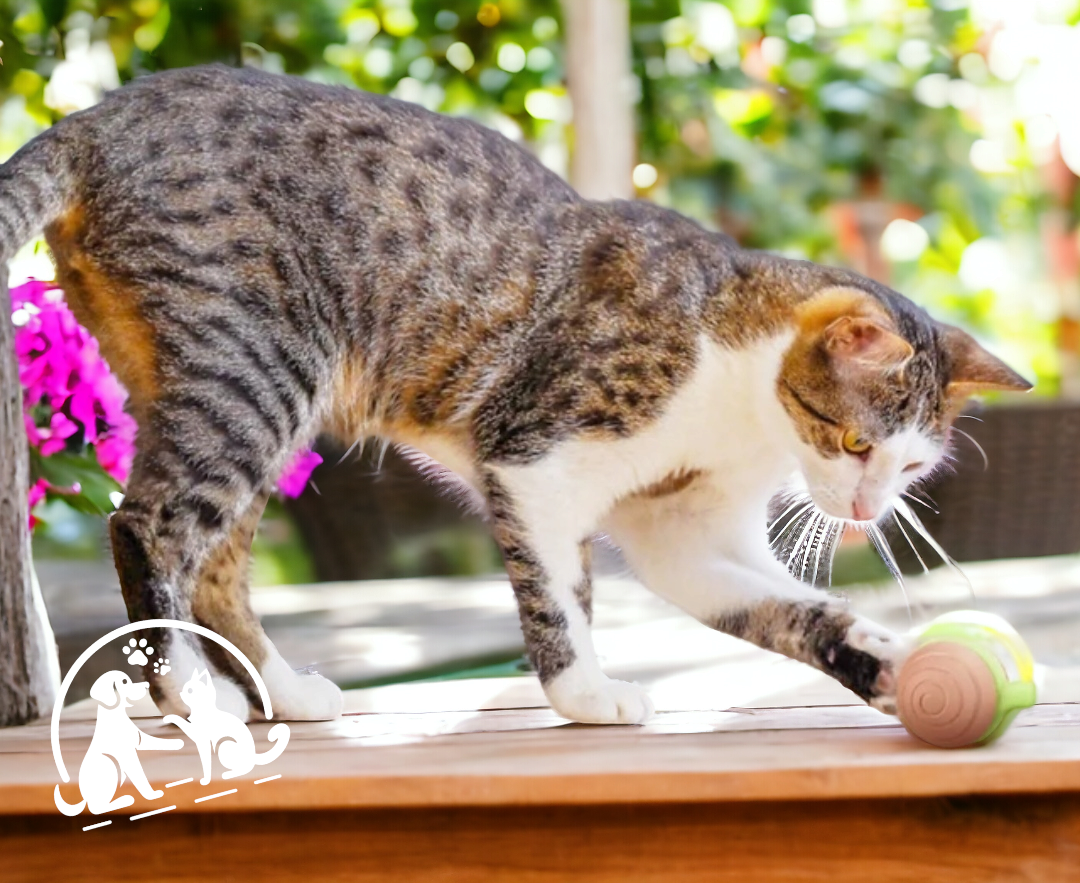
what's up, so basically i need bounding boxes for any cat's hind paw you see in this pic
[259,640,343,721]
[544,669,654,725]
[269,672,343,721]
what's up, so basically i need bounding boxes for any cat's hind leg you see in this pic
[110,390,304,720]
[110,446,251,719]
[190,490,342,722]
[484,469,653,725]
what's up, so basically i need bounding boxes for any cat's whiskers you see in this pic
[807,513,832,584]
[902,489,939,514]
[377,438,391,473]
[863,518,914,623]
[785,508,821,568]
[794,512,817,582]
[801,513,822,583]
[824,521,844,586]
[893,499,977,606]
[950,426,989,471]
[769,495,811,534]
[808,514,824,585]
[892,508,929,575]
[769,500,814,549]
[335,437,363,466]
[824,521,842,584]
[766,485,966,611]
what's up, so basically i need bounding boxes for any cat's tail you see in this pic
[0,126,75,270]
[53,784,86,817]
[253,722,291,766]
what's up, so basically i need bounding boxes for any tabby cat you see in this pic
[0,65,1030,724]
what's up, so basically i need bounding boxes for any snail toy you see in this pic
[896,611,1037,749]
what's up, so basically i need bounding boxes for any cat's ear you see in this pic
[192,668,200,683]
[939,323,1033,398]
[200,669,211,684]
[822,315,914,370]
[797,287,913,371]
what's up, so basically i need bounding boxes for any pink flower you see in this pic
[277,449,322,498]
[11,279,140,519]
[95,416,138,484]
[38,412,79,456]
[27,479,49,530]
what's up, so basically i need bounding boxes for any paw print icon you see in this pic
[121,638,171,675]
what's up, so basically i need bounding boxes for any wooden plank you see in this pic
[4,697,1079,816]
[6,796,1080,883]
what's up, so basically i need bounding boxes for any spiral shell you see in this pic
[897,642,998,749]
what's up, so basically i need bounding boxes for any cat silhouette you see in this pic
[163,669,289,785]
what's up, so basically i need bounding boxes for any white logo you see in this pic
[51,619,290,831]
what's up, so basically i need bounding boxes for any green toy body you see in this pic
[905,611,1037,747]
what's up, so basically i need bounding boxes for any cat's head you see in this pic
[179,668,215,709]
[777,285,1030,522]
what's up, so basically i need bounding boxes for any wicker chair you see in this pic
[894,400,1080,564]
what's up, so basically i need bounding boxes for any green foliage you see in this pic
[624,0,1076,392]
[30,448,121,516]
[251,497,316,586]
[3,1,1078,569]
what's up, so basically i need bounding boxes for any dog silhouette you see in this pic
[54,671,184,816]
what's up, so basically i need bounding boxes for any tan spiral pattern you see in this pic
[897,643,998,749]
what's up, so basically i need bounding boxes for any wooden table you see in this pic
[12,567,1080,881]
[4,675,1079,882]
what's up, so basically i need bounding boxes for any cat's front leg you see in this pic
[606,491,910,711]
[484,470,653,725]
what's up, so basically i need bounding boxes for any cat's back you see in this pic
[56,64,576,228]
[41,64,580,400]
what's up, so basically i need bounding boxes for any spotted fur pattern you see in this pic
[0,65,1030,723]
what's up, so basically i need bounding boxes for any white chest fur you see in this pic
[488,333,800,545]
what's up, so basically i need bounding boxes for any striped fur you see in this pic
[0,65,1031,723]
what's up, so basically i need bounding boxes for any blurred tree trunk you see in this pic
[0,275,59,726]
[562,0,634,200]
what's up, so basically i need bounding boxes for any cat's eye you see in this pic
[842,430,872,455]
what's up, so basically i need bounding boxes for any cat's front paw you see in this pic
[844,617,913,715]
[544,668,654,725]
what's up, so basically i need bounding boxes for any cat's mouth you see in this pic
[851,499,882,522]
